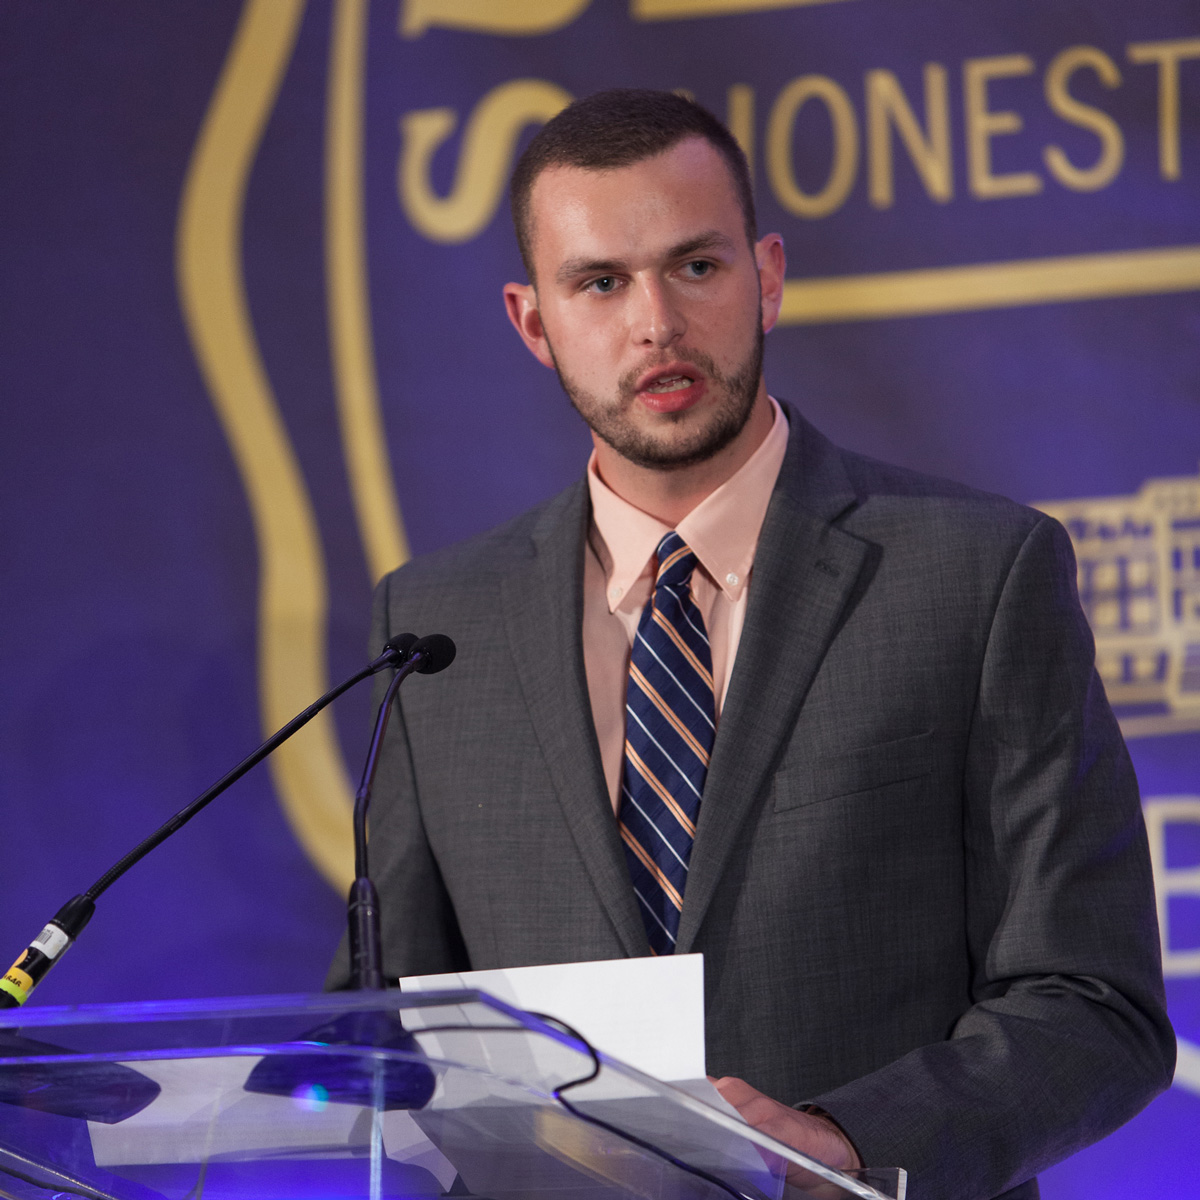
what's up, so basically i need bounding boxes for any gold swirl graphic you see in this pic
[399,79,572,244]
[176,0,355,893]
[327,0,411,583]
[400,0,591,38]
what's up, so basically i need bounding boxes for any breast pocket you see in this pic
[773,730,935,813]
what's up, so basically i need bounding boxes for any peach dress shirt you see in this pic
[583,397,790,813]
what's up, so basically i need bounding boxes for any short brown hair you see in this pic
[510,89,757,281]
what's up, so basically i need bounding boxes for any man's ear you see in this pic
[503,282,556,369]
[755,233,786,334]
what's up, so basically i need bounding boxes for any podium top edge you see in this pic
[1,988,496,1029]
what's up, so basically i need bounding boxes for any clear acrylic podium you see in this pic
[0,989,905,1200]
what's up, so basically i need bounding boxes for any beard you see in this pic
[547,323,764,472]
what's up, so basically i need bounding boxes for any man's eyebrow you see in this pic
[666,231,738,259]
[555,256,627,286]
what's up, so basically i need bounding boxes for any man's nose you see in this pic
[629,276,686,347]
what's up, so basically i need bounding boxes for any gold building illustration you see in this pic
[1038,466,1200,738]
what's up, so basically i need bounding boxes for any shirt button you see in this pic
[726,572,739,587]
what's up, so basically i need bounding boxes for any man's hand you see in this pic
[712,1075,862,1184]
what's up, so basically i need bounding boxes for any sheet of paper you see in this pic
[400,951,706,1083]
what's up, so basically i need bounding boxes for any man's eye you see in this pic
[589,276,618,293]
[684,260,713,278]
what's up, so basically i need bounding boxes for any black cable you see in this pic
[349,1017,760,1196]
[528,1012,759,1200]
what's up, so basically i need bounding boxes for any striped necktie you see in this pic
[619,532,716,955]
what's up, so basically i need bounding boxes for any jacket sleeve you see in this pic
[325,570,470,990]
[810,514,1176,1200]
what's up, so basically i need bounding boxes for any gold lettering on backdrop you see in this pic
[964,54,1042,199]
[1043,46,1124,192]
[866,63,952,209]
[391,34,1200,321]
[400,0,591,38]
[726,83,755,175]
[1127,37,1200,181]
[398,79,572,244]
[767,75,859,219]
[633,0,857,18]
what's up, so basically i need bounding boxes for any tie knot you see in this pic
[654,531,698,591]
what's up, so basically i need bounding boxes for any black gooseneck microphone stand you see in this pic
[347,633,456,989]
[244,633,456,1112]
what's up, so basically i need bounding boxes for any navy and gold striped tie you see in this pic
[619,532,715,955]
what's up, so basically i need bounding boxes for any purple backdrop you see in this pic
[1,1,1197,1194]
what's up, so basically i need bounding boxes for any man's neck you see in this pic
[592,388,775,526]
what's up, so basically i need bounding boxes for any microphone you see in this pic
[0,632,422,1010]
[347,634,456,990]
[244,631,457,1113]
[409,632,456,675]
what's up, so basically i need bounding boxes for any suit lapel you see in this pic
[500,484,648,957]
[676,411,869,953]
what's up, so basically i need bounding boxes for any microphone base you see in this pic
[243,1010,436,1111]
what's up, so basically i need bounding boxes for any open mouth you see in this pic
[631,362,707,413]
[643,373,695,394]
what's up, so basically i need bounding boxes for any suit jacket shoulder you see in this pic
[776,400,1046,541]
[375,479,587,616]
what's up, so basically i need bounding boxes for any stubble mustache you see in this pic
[614,346,722,415]
[548,326,764,472]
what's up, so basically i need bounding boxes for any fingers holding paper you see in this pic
[711,1075,862,1190]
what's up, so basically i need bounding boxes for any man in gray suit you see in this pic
[329,91,1174,1199]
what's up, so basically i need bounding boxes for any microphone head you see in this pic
[382,632,418,665]
[410,634,456,675]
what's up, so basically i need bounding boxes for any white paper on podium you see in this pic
[400,951,706,1083]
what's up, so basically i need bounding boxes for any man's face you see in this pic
[504,138,784,473]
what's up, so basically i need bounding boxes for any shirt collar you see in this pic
[587,396,789,613]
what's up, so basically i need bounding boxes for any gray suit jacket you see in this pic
[328,407,1174,1200]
